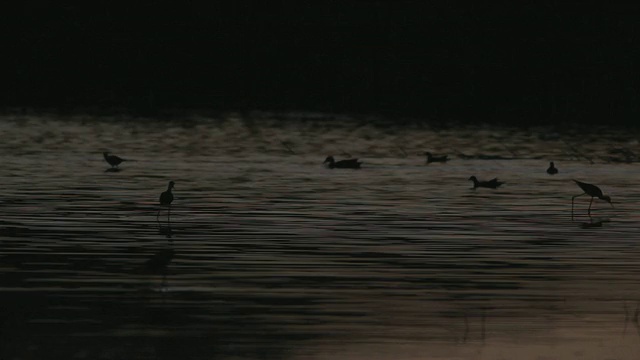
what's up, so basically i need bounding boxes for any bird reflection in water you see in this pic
[580,217,611,229]
[623,301,640,338]
[158,221,174,240]
[143,247,175,292]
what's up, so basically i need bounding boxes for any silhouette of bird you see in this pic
[425,152,448,164]
[572,180,613,220]
[103,152,128,168]
[157,181,175,222]
[469,176,504,189]
[323,156,362,169]
[547,161,558,175]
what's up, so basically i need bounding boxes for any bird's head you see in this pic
[601,195,613,207]
[103,152,109,156]
[468,176,477,182]
[323,156,334,164]
[425,152,432,157]
[168,181,175,189]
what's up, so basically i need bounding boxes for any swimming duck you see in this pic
[469,176,504,189]
[425,152,448,164]
[546,161,558,175]
[103,152,128,168]
[323,156,362,169]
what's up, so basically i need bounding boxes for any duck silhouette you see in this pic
[469,176,504,189]
[424,152,448,164]
[546,161,558,175]
[323,156,362,169]
[103,152,128,168]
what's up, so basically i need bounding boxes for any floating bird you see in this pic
[323,156,362,169]
[425,152,448,164]
[103,152,128,168]
[469,176,504,189]
[157,181,175,222]
[547,161,558,175]
[572,180,613,220]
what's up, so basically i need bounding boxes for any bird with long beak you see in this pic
[572,180,613,220]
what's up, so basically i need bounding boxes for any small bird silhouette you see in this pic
[425,152,448,164]
[323,156,362,169]
[157,181,175,222]
[547,161,558,175]
[103,152,128,168]
[571,180,613,220]
[469,176,504,189]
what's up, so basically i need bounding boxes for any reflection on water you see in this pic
[1,113,640,359]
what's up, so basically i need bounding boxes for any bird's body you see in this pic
[571,179,613,220]
[547,161,558,175]
[425,152,448,164]
[469,176,504,189]
[323,156,362,169]
[103,152,127,168]
[157,181,175,222]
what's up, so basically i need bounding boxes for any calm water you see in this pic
[2,113,640,360]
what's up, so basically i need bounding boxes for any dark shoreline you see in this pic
[3,106,640,131]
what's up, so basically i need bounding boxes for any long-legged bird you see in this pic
[157,181,175,222]
[572,180,613,220]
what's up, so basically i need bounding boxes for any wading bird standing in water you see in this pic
[103,152,128,168]
[424,152,448,164]
[468,176,504,189]
[572,180,613,220]
[157,181,175,222]
[547,161,558,175]
[323,156,362,169]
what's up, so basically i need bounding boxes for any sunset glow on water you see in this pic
[1,113,640,359]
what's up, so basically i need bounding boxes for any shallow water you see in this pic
[2,113,640,359]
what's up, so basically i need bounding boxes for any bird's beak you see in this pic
[609,201,614,208]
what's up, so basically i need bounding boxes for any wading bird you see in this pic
[323,156,362,169]
[547,161,558,175]
[103,152,128,168]
[469,176,504,189]
[572,180,613,220]
[157,181,175,222]
[425,152,448,164]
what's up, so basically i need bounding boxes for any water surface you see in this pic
[1,114,640,359]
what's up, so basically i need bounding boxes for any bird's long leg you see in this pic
[572,193,586,221]
[588,196,594,216]
[157,208,161,222]
[167,205,171,224]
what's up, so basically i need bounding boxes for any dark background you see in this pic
[4,1,640,124]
